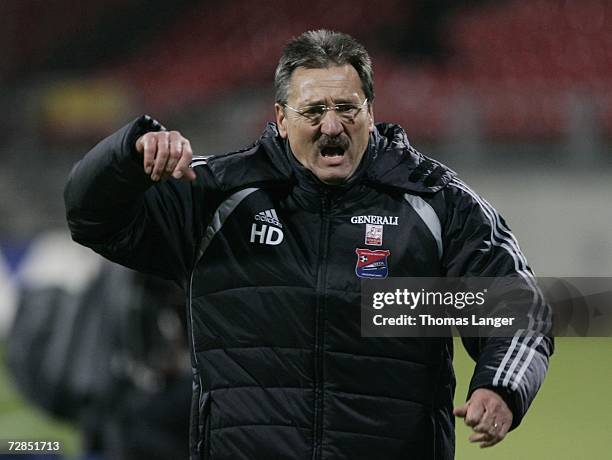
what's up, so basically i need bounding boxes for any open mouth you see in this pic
[320,146,345,157]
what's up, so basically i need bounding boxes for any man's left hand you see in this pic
[453,388,513,448]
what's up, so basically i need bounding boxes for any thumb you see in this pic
[178,168,197,182]
[135,134,145,154]
[453,401,469,418]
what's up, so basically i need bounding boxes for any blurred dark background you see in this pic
[0,0,610,243]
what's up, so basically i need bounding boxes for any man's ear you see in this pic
[275,103,288,138]
[367,103,375,133]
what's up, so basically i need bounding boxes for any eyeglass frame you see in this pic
[283,98,369,124]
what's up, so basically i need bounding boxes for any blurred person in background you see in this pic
[7,231,191,460]
[64,30,552,459]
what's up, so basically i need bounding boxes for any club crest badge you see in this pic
[355,248,390,279]
[365,224,383,246]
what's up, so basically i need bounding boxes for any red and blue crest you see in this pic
[355,248,390,279]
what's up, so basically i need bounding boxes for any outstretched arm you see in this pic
[64,115,204,282]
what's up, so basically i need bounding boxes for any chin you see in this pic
[317,172,351,185]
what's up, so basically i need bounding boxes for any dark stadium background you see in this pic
[0,0,610,458]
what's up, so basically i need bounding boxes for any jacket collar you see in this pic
[365,123,455,194]
[205,122,454,194]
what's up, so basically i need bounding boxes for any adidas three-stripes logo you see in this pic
[254,209,282,228]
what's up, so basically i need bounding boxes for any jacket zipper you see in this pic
[312,193,330,460]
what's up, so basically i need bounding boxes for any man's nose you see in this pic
[319,110,344,137]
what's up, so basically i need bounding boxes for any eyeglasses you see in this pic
[284,98,368,124]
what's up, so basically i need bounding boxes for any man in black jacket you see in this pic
[65,30,552,459]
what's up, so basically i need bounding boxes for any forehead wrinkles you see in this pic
[297,84,359,105]
[288,66,363,104]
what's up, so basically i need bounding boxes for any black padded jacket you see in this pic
[65,115,553,460]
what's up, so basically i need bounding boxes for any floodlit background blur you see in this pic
[0,0,611,458]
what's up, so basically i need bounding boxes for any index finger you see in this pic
[141,133,161,175]
[464,400,485,427]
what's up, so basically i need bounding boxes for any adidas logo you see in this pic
[250,209,284,245]
[254,209,282,228]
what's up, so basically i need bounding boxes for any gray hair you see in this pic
[274,29,374,104]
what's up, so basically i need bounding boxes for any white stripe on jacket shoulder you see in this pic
[190,155,212,168]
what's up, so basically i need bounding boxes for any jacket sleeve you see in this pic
[64,115,208,283]
[440,178,553,430]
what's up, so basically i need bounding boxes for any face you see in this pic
[275,64,374,185]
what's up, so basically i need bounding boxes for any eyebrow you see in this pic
[300,97,359,107]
